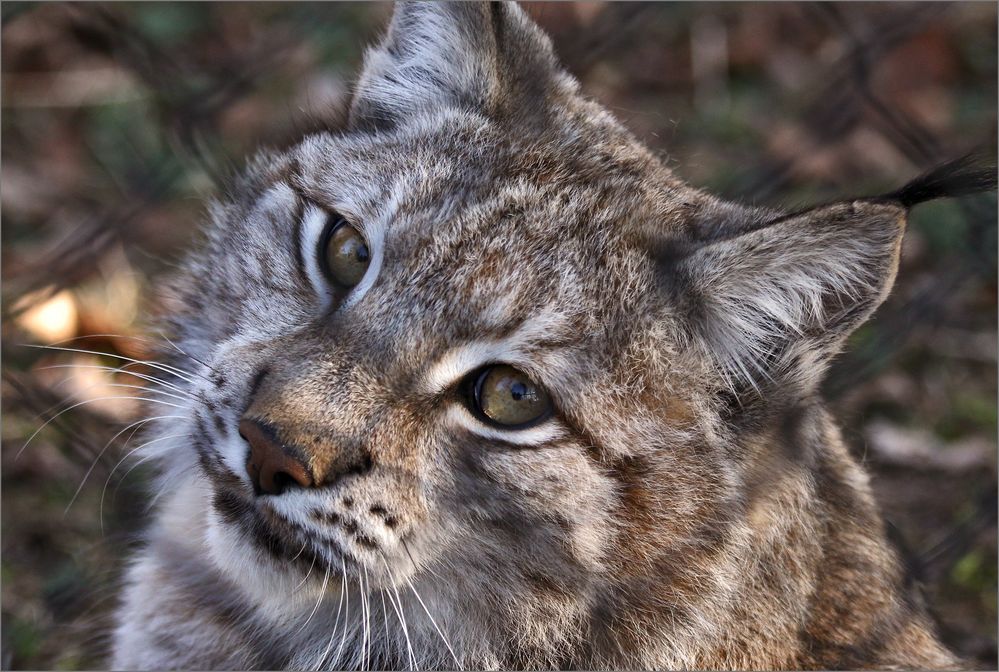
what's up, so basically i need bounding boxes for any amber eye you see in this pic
[320,214,370,288]
[470,365,552,428]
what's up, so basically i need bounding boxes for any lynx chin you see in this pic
[111,2,993,669]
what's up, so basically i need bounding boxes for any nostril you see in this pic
[347,454,374,477]
[271,471,294,494]
[239,417,314,496]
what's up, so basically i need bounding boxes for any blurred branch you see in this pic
[64,4,300,184]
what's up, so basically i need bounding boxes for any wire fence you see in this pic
[2,2,996,668]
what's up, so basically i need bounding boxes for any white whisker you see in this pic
[24,344,200,383]
[289,539,309,564]
[46,333,168,348]
[406,576,459,669]
[144,468,192,512]
[153,328,213,371]
[99,432,186,533]
[26,342,200,381]
[39,363,191,396]
[63,414,185,515]
[315,569,348,671]
[296,565,331,636]
[294,555,318,593]
[23,364,189,434]
[85,382,189,404]
[380,590,389,667]
[108,445,175,505]
[381,556,417,671]
[361,566,371,671]
[18,395,186,460]
[333,574,352,668]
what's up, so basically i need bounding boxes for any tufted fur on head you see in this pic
[111,2,993,670]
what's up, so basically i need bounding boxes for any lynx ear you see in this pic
[667,156,997,395]
[673,201,908,393]
[349,1,572,131]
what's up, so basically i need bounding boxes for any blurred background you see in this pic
[1,2,996,668]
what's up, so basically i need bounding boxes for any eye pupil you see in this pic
[510,382,527,401]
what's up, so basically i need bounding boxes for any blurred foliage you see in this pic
[2,2,996,669]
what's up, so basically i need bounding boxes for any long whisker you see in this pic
[38,363,191,396]
[402,538,445,583]
[26,342,200,381]
[80,382,189,404]
[46,333,170,348]
[42,333,177,360]
[405,576,460,669]
[152,327,213,371]
[360,567,370,672]
[99,431,185,492]
[98,432,186,533]
[42,333,200,372]
[289,539,309,564]
[109,425,191,509]
[380,589,389,668]
[144,468,192,512]
[36,338,202,380]
[333,573,352,669]
[18,394,186,460]
[296,564,331,636]
[63,413,185,515]
[25,363,190,430]
[316,568,348,671]
[108,444,176,508]
[370,569,377,671]
[294,555,318,593]
[23,344,201,383]
[381,555,417,671]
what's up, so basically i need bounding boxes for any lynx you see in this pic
[111,2,993,669]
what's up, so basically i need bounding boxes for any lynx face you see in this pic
[147,2,927,667]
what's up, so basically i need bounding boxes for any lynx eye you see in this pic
[470,365,552,428]
[320,214,370,288]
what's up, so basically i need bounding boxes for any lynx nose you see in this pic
[238,418,314,495]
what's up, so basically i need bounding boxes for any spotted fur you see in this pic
[112,3,978,669]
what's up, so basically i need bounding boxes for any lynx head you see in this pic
[152,2,944,667]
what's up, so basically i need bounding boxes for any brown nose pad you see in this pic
[238,418,314,495]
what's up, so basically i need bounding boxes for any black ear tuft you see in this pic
[884,154,997,209]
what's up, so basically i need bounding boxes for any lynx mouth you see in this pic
[209,480,347,574]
